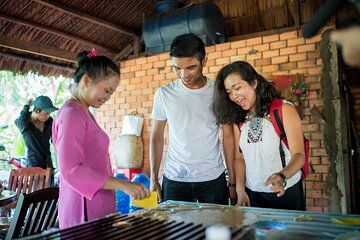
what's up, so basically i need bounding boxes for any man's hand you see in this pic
[229,185,237,206]
[150,179,162,202]
[27,99,33,106]
[236,188,250,206]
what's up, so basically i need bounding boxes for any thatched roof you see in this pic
[0,0,358,77]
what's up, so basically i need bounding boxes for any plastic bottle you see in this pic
[205,225,231,240]
[129,173,150,212]
[114,173,130,214]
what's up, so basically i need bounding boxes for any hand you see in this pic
[229,186,237,206]
[235,188,250,206]
[331,26,360,68]
[265,173,286,197]
[150,179,162,202]
[27,99,33,106]
[121,180,150,200]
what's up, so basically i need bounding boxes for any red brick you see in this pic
[231,40,246,49]
[142,63,153,70]
[208,51,222,60]
[216,42,231,51]
[307,51,320,59]
[206,45,216,53]
[222,49,237,57]
[279,62,296,71]
[280,47,297,56]
[287,38,305,47]
[289,53,307,62]
[246,52,262,61]
[307,67,323,75]
[237,47,253,55]
[313,165,329,174]
[231,55,246,62]
[253,44,270,52]
[147,55,159,63]
[298,44,316,53]
[246,37,262,46]
[263,34,279,43]
[154,60,166,68]
[124,59,136,67]
[262,65,279,73]
[255,58,271,67]
[216,57,230,65]
[312,148,328,157]
[280,31,298,40]
[130,65,141,72]
[297,60,316,68]
[147,69,158,75]
[272,56,288,64]
[135,57,147,65]
[135,70,146,77]
[270,41,287,50]
[159,53,169,60]
[263,49,279,58]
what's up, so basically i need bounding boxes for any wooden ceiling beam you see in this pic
[0,14,117,54]
[0,35,77,63]
[0,50,75,72]
[33,0,139,38]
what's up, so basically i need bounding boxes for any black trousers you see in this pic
[162,172,229,205]
[245,180,306,211]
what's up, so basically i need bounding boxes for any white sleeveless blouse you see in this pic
[239,116,301,192]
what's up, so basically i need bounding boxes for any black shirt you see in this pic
[14,105,53,169]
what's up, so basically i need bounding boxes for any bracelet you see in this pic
[228,183,236,187]
[277,172,287,188]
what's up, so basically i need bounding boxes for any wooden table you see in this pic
[0,190,16,207]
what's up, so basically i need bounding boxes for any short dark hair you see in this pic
[169,33,206,61]
[212,61,281,124]
[73,51,120,85]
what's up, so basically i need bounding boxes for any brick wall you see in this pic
[97,30,328,212]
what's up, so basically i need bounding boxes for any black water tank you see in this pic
[142,1,225,55]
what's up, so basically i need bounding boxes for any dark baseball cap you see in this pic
[34,96,58,113]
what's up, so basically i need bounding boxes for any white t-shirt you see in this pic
[151,78,225,182]
[240,117,301,192]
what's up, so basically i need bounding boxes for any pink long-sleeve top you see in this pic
[52,99,115,229]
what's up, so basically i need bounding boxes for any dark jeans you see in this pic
[245,180,306,210]
[162,172,229,205]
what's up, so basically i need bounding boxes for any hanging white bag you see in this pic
[121,111,144,136]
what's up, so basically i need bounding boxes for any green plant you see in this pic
[290,74,309,100]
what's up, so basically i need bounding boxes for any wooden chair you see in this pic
[5,187,59,239]
[1,167,52,218]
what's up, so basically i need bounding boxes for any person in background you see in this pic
[52,50,150,229]
[150,33,236,205]
[212,61,306,210]
[15,95,58,169]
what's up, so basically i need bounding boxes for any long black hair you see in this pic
[73,51,120,85]
[212,61,281,125]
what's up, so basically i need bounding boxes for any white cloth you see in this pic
[151,78,225,182]
[240,117,301,192]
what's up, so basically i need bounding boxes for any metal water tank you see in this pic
[142,1,225,55]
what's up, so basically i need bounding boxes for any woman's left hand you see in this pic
[265,173,286,197]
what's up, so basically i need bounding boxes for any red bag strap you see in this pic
[269,99,289,148]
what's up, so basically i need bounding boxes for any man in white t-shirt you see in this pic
[150,33,236,205]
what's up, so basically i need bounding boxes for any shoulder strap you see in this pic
[269,99,288,168]
[269,99,289,148]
